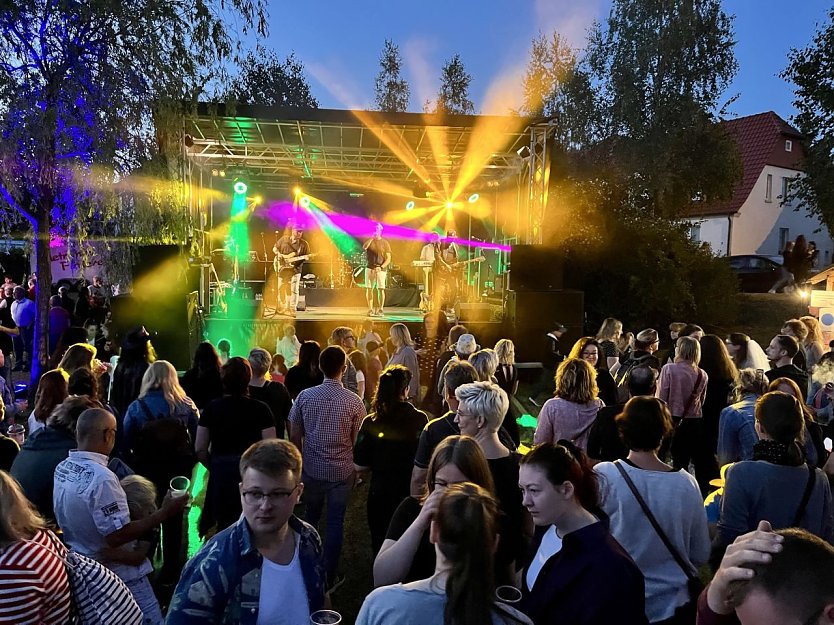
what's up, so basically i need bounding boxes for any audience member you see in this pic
[47,295,71,355]
[180,341,223,410]
[111,326,156,417]
[289,345,366,589]
[28,369,68,436]
[387,323,420,402]
[717,368,768,466]
[435,332,478,398]
[349,349,369,402]
[494,338,520,446]
[365,340,384,403]
[10,286,35,371]
[800,315,825,371]
[284,340,324,399]
[781,318,810,371]
[724,333,770,371]
[596,317,623,373]
[275,323,301,368]
[329,326,360,395]
[248,347,292,439]
[269,353,288,383]
[568,337,618,407]
[768,377,827,467]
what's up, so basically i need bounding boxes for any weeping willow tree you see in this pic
[0,0,267,382]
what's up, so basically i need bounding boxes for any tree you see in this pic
[227,47,318,108]
[0,0,267,384]
[782,7,834,236]
[374,39,409,113]
[585,0,741,217]
[429,54,475,115]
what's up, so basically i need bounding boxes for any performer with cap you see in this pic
[273,224,310,315]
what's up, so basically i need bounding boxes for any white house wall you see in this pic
[682,217,729,256]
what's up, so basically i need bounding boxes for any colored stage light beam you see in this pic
[227,180,251,262]
[303,199,362,257]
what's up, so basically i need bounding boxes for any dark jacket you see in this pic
[10,426,75,519]
[765,364,809,397]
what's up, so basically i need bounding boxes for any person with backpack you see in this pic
[614,329,661,403]
[123,360,198,583]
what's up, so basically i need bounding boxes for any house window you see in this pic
[765,174,773,202]
[689,224,701,242]
[785,140,793,152]
[779,228,790,253]
[781,177,790,201]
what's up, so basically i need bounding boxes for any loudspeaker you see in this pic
[508,290,584,362]
[296,295,307,311]
[458,302,492,322]
[509,245,563,290]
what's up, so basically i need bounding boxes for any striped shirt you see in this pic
[289,378,366,481]
[0,529,72,625]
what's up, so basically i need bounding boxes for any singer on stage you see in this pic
[363,223,391,317]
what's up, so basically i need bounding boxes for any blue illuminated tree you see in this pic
[0,0,267,382]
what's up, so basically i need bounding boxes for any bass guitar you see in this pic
[439,255,486,273]
[273,252,318,272]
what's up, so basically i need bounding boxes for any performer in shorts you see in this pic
[363,223,391,317]
[273,225,310,315]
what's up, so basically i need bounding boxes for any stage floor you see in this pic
[259,305,426,323]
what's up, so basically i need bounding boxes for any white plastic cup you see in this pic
[310,610,342,625]
[169,476,191,496]
[495,585,522,604]
[7,424,24,445]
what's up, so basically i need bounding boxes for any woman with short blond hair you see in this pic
[534,358,604,450]
[388,323,420,401]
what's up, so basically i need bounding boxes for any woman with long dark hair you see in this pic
[358,482,532,625]
[725,333,770,371]
[111,326,156,417]
[284,340,324,399]
[28,369,68,435]
[568,337,618,407]
[354,365,429,554]
[518,442,647,625]
[698,334,739,485]
[180,341,223,410]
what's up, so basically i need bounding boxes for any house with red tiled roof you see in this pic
[684,111,833,264]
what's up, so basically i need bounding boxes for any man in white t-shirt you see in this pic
[167,439,328,624]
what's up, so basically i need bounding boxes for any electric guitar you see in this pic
[439,256,486,273]
[273,252,318,272]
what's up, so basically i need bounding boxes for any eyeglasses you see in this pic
[455,409,477,419]
[242,484,299,506]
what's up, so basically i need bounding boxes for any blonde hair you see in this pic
[0,471,45,545]
[139,360,187,412]
[120,475,158,520]
[675,336,701,366]
[469,349,499,382]
[596,317,622,342]
[494,339,515,365]
[555,358,599,404]
[58,343,96,375]
[389,323,414,348]
[454,381,509,432]
[738,368,768,396]
[800,316,824,349]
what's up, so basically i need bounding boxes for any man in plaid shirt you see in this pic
[289,345,366,588]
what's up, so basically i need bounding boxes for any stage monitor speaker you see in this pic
[458,302,492,322]
[296,295,307,311]
[509,245,563,290]
[508,289,584,362]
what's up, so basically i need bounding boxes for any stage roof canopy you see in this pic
[185,104,543,195]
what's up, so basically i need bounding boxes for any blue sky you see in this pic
[262,0,830,121]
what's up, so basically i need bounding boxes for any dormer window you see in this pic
[785,140,793,152]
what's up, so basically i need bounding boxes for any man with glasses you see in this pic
[289,345,366,592]
[699,520,834,625]
[54,408,188,622]
[329,326,359,395]
[168,439,327,624]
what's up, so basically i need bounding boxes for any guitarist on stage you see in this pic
[437,229,461,314]
[272,224,310,315]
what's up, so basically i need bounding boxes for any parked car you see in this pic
[722,255,782,292]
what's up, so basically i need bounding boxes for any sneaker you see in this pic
[327,573,346,594]
[368,309,375,317]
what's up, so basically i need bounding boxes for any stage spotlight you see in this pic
[405,201,415,211]
[233,180,248,194]
[517,146,531,159]
[300,195,311,208]
[445,201,454,209]
[468,193,479,203]
[253,195,263,205]
[293,186,302,196]
[219,170,226,178]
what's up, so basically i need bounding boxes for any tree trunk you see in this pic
[31,212,51,392]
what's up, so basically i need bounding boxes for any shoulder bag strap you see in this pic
[681,370,705,418]
[614,461,697,581]
[137,398,156,421]
[791,464,817,527]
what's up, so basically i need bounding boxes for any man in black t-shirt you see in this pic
[273,225,310,315]
[363,223,392,317]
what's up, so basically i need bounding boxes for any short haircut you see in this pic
[221,357,252,395]
[627,365,658,397]
[774,334,800,358]
[455,381,509,432]
[738,368,768,396]
[675,336,701,365]
[330,326,353,346]
[728,529,834,616]
[448,324,468,345]
[248,347,272,378]
[239,439,302,482]
[443,360,478,397]
[782,318,809,342]
[554,358,598,404]
[755,391,803,445]
[49,295,62,307]
[319,345,347,378]
[217,339,231,353]
[634,328,658,350]
[669,322,686,333]
[389,323,414,348]
[679,324,703,338]
[75,407,115,444]
[120,475,158,520]
[468,349,499,382]
[616,396,673,451]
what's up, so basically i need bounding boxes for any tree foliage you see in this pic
[428,54,475,115]
[374,39,409,113]
[227,47,318,108]
[782,6,834,236]
[0,0,267,375]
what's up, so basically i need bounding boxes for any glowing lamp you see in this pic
[468,193,479,203]
[300,195,311,208]
[293,186,302,196]
[233,181,248,194]
[446,201,454,209]
[405,201,415,211]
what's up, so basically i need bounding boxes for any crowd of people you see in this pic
[1,287,834,624]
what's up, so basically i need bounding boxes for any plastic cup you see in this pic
[310,610,342,625]
[169,476,191,496]
[495,585,522,604]
[7,423,24,445]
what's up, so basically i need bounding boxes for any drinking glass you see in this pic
[310,609,342,624]
[495,585,522,604]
